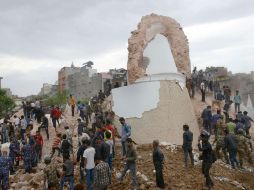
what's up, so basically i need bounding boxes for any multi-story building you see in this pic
[58,63,80,92]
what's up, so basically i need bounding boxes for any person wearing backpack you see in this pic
[198,130,214,189]
[182,124,194,168]
[224,128,238,169]
[119,117,131,157]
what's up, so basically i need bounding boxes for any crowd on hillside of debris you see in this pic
[0,73,254,190]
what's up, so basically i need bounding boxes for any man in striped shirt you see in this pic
[50,133,62,158]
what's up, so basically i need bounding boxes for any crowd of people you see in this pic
[0,80,253,190]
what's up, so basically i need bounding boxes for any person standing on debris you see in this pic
[0,146,12,189]
[153,140,165,189]
[182,124,194,168]
[77,139,87,184]
[118,138,137,190]
[233,90,241,113]
[69,94,76,117]
[105,130,114,169]
[94,156,112,190]
[83,139,96,190]
[198,130,214,189]
[242,111,254,135]
[236,128,253,168]
[201,106,212,133]
[226,118,236,134]
[214,120,229,164]
[119,117,131,157]
[21,140,32,174]
[223,100,233,123]
[224,129,238,169]
[55,106,62,127]
[34,130,44,162]
[20,115,27,140]
[61,134,72,162]
[60,154,74,190]
[9,137,20,174]
[50,105,58,131]
[43,155,60,190]
[1,119,9,144]
[200,80,206,102]
[40,113,49,140]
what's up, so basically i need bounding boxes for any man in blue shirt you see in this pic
[119,117,131,157]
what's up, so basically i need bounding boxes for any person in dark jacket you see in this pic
[201,106,212,132]
[39,113,49,140]
[224,129,238,169]
[61,134,72,162]
[153,140,165,189]
[182,124,194,168]
[198,130,214,189]
[76,139,87,184]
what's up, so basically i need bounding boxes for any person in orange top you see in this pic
[69,94,76,117]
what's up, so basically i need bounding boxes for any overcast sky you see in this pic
[0,0,254,96]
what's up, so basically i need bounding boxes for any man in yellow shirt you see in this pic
[69,94,76,117]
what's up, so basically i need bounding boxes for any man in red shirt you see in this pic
[34,130,44,162]
[55,106,62,127]
[50,105,58,131]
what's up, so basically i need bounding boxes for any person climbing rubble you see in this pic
[43,155,61,190]
[118,137,137,190]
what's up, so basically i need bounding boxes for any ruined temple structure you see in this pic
[111,14,199,145]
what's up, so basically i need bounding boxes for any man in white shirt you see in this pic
[83,139,96,190]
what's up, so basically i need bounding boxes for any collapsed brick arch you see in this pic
[127,13,191,84]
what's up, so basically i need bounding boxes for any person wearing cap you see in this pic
[224,128,238,169]
[233,90,241,113]
[198,130,214,189]
[119,117,131,157]
[153,140,165,189]
[118,137,137,190]
[43,155,60,189]
[0,146,12,189]
[242,111,254,135]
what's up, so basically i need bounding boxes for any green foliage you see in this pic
[45,90,69,107]
[78,98,89,105]
[0,89,15,118]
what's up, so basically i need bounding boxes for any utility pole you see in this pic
[0,77,3,89]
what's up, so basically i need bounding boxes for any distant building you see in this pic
[109,68,127,88]
[58,63,80,92]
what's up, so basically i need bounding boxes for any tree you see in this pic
[45,90,69,107]
[0,89,15,118]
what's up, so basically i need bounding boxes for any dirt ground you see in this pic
[9,93,254,190]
